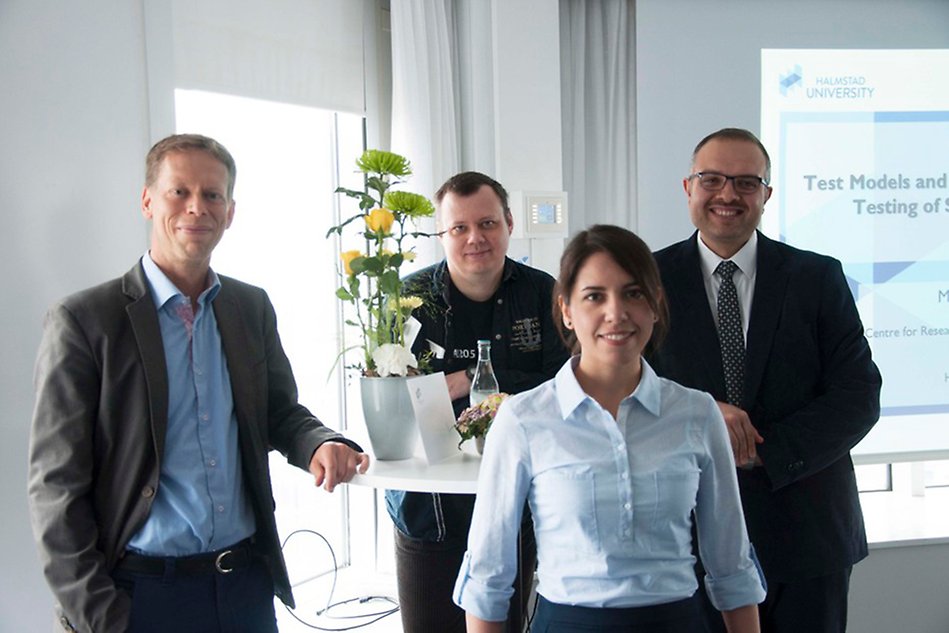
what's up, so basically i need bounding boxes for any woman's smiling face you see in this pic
[561,251,656,375]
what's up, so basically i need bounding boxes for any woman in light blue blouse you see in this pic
[453,225,764,633]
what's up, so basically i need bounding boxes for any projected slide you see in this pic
[761,50,949,417]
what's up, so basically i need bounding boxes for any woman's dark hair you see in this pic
[553,224,668,356]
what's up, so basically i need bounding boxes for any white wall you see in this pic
[491,0,563,192]
[491,0,565,275]
[851,542,949,633]
[0,1,152,630]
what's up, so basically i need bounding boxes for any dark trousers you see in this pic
[112,551,277,633]
[698,567,852,633]
[394,524,537,633]
[532,594,705,633]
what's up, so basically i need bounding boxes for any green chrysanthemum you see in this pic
[356,150,412,177]
[383,190,435,218]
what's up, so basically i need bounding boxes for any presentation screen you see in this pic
[760,49,949,460]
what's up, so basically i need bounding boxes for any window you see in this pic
[174,89,365,580]
[856,463,892,493]
[857,459,949,545]
[924,461,949,488]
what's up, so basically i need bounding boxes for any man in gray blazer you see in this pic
[28,134,369,633]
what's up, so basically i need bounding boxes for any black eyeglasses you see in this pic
[687,172,769,194]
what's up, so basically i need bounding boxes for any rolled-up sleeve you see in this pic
[694,396,767,611]
[453,406,532,621]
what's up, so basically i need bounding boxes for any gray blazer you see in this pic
[28,261,355,633]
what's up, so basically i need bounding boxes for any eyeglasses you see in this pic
[687,172,769,194]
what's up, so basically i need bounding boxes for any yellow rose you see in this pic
[364,208,395,234]
[340,250,362,276]
[403,250,417,262]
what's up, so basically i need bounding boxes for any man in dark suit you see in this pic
[27,134,369,633]
[650,128,882,633]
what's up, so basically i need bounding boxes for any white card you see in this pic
[404,316,422,351]
[426,338,446,360]
[405,372,460,464]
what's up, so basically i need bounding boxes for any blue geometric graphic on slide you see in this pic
[775,111,949,415]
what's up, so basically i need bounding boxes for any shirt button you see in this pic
[208,458,217,467]
[494,333,502,341]
[217,505,225,513]
[624,502,632,510]
[497,298,503,304]
[621,472,628,480]
[202,413,210,421]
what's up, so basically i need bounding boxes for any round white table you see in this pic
[349,451,482,494]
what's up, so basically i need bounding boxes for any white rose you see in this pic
[372,343,418,377]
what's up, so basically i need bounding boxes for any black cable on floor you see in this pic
[280,529,400,631]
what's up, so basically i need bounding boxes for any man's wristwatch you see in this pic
[465,364,476,381]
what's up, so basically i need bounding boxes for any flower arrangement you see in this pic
[454,393,509,449]
[328,150,435,377]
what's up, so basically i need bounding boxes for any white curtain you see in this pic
[389,0,462,265]
[560,0,636,231]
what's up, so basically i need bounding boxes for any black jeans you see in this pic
[112,552,277,633]
[394,524,537,633]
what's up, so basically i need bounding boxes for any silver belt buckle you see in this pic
[215,549,235,574]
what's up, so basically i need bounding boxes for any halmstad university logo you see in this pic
[779,65,803,96]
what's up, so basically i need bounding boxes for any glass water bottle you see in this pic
[469,339,499,406]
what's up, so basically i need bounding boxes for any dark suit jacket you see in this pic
[28,262,357,633]
[650,231,882,583]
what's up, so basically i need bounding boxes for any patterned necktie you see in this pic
[716,260,744,406]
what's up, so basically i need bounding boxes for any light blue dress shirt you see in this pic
[454,357,765,621]
[128,254,256,555]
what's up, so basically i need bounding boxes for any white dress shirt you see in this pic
[453,357,765,622]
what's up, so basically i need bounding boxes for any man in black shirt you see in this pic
[386,172,569,633]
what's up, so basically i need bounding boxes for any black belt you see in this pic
[117,538,258,576]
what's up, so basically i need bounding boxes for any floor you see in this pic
[275,565,541,633]
[275,567,404,632]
